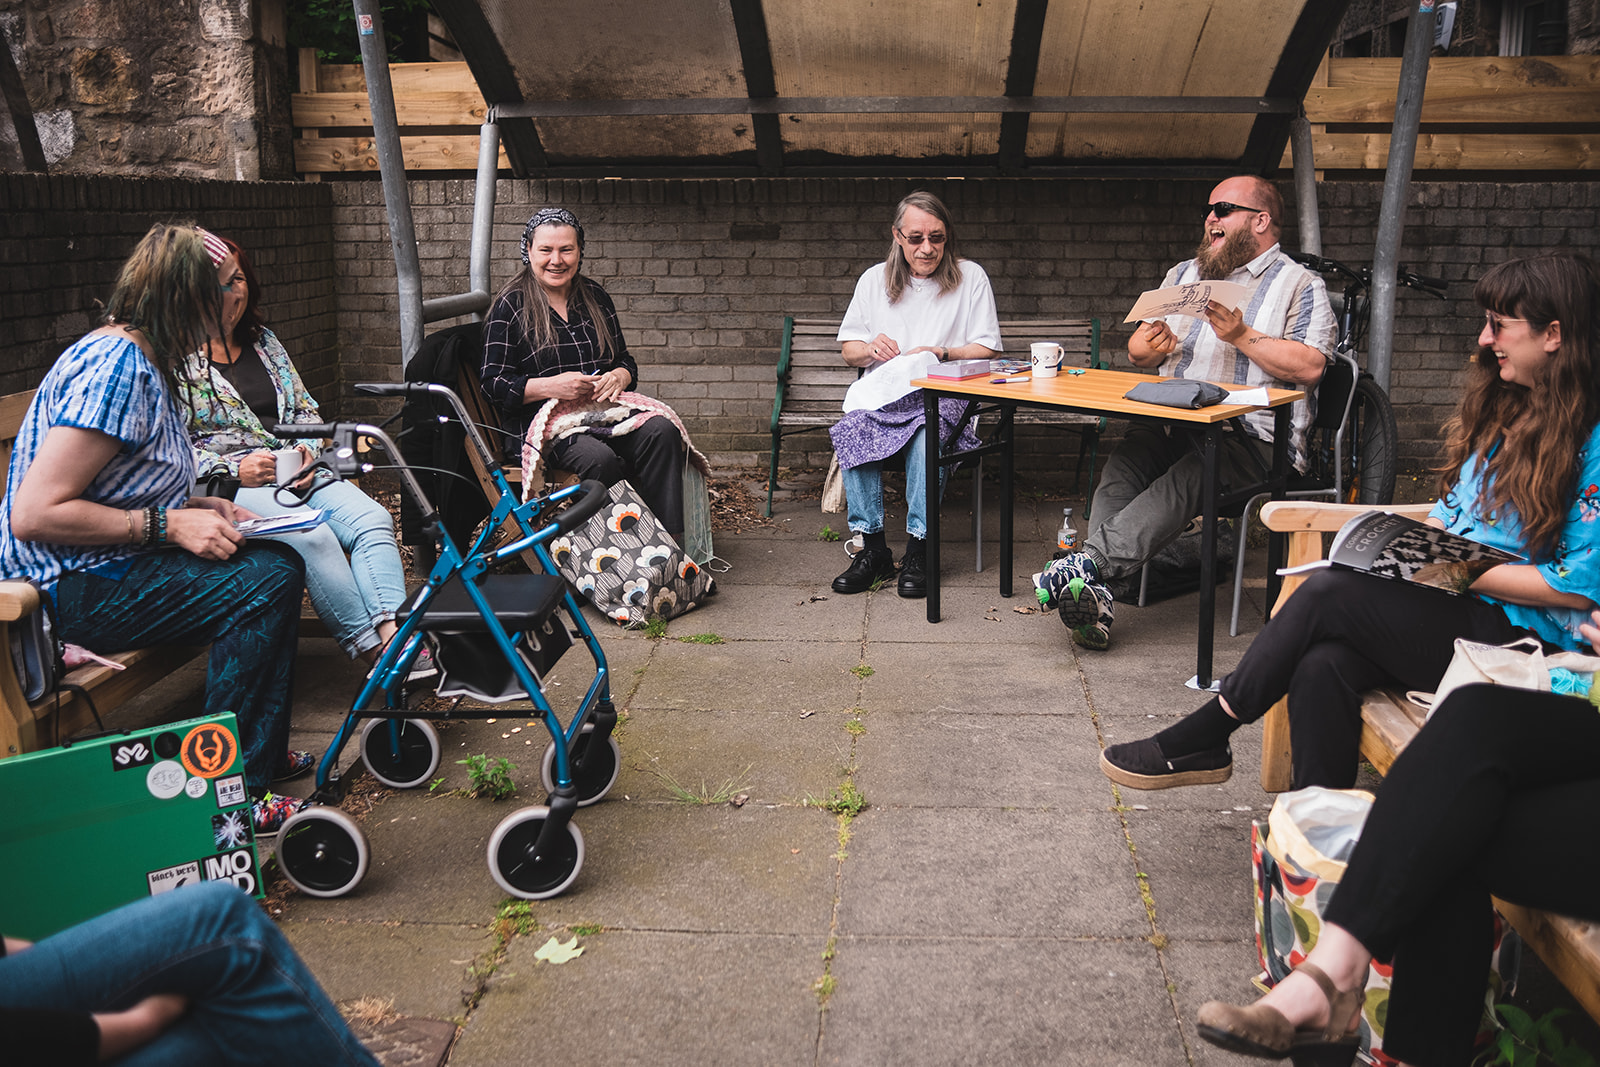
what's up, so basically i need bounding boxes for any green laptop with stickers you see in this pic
[0,711,263,941]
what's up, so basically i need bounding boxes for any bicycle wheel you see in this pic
[1338,376,1398,506]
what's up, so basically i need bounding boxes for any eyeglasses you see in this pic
[1483,310,1530,337]
[1206,202,1268,221]
[896,228,947,247]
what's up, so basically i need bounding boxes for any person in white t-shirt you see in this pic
[829,191,1001,598]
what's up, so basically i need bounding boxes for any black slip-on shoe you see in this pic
[832,547,896,594]
[1099,738,1232,790]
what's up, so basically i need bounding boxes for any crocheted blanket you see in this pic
[521,392,710,498]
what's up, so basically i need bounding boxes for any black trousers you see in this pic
[549,417,687,536]
[1220,570,1528,788]
[1322,685,1600,1065]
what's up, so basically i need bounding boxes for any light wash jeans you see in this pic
[840,426,948,541]
[0,881,380,1065]
[235,477,406,659]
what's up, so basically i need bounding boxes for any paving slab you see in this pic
[454,930,824,1067]
[835,806,1149,939]
[629,639,865,713]
[821,937,1191,1066]
[281,918,494,1020]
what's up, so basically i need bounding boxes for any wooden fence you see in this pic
[291,51,1600,176]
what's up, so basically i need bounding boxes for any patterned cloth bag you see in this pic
[1252,788,1518,1065]
[549,479,715,628]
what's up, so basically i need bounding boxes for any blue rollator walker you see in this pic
[273,382,617,900]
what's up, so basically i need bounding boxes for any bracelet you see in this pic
[154,507,167,545]
[124,510,136,544]
[140,506,167,547]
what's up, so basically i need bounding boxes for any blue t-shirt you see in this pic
[0,333,195,590]
[1429,421,1600,650]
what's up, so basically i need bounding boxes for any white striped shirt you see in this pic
[1154,244,1336,470]
[0,333,196,589]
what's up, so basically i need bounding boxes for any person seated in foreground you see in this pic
[1,881,380,1065]
[0,223,308,836]
[829,190,1001,599]
[1035,175,1332,650]
[1195,629,1600,1065]
[1097,253,1600,794]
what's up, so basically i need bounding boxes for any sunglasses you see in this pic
[1483,310,1531,337]
[896,228,947,247]
[1206,202,1268,221]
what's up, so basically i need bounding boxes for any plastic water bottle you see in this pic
[1056,507,1079,552]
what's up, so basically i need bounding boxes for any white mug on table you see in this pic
[1031,342,1064,378]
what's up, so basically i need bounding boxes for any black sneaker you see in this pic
[897,541,927,598]
[1099,738,1232,790]
[832,547,896,594]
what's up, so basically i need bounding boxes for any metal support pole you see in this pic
[1289,114,1321,257]
[352,0,423,369]
[467,121,500,318]
[1367,0,1434,392]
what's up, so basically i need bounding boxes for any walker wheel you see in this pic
[359,717,440,789]
[539,723,621,807]
[276,807,369,898]
[487,806,584,899]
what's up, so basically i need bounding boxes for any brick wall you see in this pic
[0,173,338,403]
[328,177,1600,480]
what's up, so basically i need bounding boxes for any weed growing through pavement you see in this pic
[679,632,725,644]
[642,618,668,639]
[818,525,840,542]
[652,762,753,805]
[458,754,518,800]
[569,922,604,937]
[850,664,874,679]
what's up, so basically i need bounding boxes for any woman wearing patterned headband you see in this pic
[480,207,697,539]
[0,222,309,836]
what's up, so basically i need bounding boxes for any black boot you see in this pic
[897,538,927,598]
[833,548,897,594]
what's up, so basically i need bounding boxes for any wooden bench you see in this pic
[765,317,1105,516]
[0,390,335,761]
[1257,499,1600,1026]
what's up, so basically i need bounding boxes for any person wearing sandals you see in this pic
[1197,648,1600,1064]
[174,234,435,721]
[1101,254,1600,794]
[0,223,309,836]
[829,190,1001,598]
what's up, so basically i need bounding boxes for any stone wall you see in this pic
[0,0,294,179]
[327,176,1600,479]
[0,173,337,400]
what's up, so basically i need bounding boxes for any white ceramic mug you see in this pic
[1031,342,1064,378]
[274,448,303,485]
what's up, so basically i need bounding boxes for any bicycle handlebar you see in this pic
[1288,250,1447,300]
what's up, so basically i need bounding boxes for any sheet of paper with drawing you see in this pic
[842,348,941,413]
[1123,280,1251,323]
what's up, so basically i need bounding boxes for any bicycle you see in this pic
[1287,251,1448,506]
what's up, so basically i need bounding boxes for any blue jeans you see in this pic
[0,882,380,1066]
[236,479,406,659]
[841,426,948,540]
[54,544,304,792]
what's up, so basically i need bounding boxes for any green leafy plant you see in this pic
[653,764,752,805]
[569,922,604,937]
[1483,1006,1598,1067]
[679,632,725,645]
[850,664,875,679]
[642,618,668,640]
[287,0,433,64]
[817,780,867,817]
[457,754,518,800]
[494,899,536,939]
[818,525,841,542]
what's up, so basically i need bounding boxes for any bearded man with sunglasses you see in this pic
[828,191,1001,598]
[1036,175,1334,652]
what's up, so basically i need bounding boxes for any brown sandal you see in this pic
[1196,961,1363,1065]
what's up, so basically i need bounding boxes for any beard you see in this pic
[1194,225,1258,280]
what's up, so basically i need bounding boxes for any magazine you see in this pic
[235,509,326,538]
[1277,509,1521,594]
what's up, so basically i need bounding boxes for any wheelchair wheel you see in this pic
[359,717,441,789]
[539,723,621,807]
[276,807,369,898]
[487,806,584,899]
[1339,376,1397,506]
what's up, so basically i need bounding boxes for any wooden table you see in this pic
[913,367,1305,688]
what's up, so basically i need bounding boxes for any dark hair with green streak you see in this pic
[103,222,223,376]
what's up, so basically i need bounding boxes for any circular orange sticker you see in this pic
[180,723,238,779]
